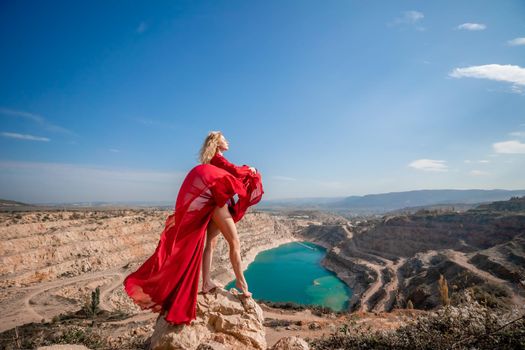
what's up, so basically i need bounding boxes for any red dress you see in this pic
[123,153,264,325]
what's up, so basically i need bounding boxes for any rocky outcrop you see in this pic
[149,288,266,350]
[269,336,309,350]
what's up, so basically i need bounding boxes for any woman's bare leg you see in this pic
[201,219,223,293]
[212,203,252,298]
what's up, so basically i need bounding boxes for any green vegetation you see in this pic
[82,287,101,317]
[258,299,347,316]
[1,299,134,349]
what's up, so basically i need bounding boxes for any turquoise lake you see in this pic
[225,241,352,311]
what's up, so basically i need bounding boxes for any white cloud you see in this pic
[0,107,43,122]
[464,159,490,164]
[401,11,424,23]
[109,148,120,153]
[509,131,525,137]
[507,37,525,46]
[510,85,525,95]
[493,140,525,154]
[136,21,147,34]
[0,107,73,135]
[408,159,448,172]
[456,23,486,31]
[449,64,525,92]
[470,170,489,176]
[388,11,425,30]
[1,132,50,142]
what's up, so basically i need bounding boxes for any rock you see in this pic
[308,322,321,330]
[149,288,266,350]
[270,336,310,350]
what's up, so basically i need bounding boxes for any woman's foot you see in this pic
[201,280,224,294]
[235,280,252,298]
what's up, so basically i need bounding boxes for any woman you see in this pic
[201,131,259,296]
[123,131,263,326]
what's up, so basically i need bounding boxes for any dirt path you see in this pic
[446,250,505,285]
[445,250,525,307]
[98,272,126,311]
[353,258,383,312]
[339,224,407,313]
[1,268,124,332]
[329,250,383,312]
[371,257,406,313]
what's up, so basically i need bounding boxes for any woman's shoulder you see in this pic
[210,152,225,164]
[212,152,226,160]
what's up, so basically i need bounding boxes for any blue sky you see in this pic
[1,0,524,203]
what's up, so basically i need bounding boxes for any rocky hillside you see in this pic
[0,199,32,208]
[0,207,318,348]
[1,197,524,348]
[301,197,525,314]
[0,209,167,289]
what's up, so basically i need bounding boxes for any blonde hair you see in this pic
[199,131,224,164]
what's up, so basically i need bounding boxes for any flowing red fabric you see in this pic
[123,153,264,325]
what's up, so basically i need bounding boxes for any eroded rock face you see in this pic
[149,288,266,350]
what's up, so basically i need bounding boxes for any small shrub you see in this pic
[310,290,525,350]
[438,274,450,306]
[82,287,100,317]
[53,327,106,348]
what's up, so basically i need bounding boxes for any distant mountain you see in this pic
[34,200,174,208]
[259,189,525,214]
[0,199,33,207]
[258,196,347,208]
[384,202,478,216]
[0,199,174,211]
[474,195,525,212]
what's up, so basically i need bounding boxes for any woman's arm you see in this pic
[210,153,254,177]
